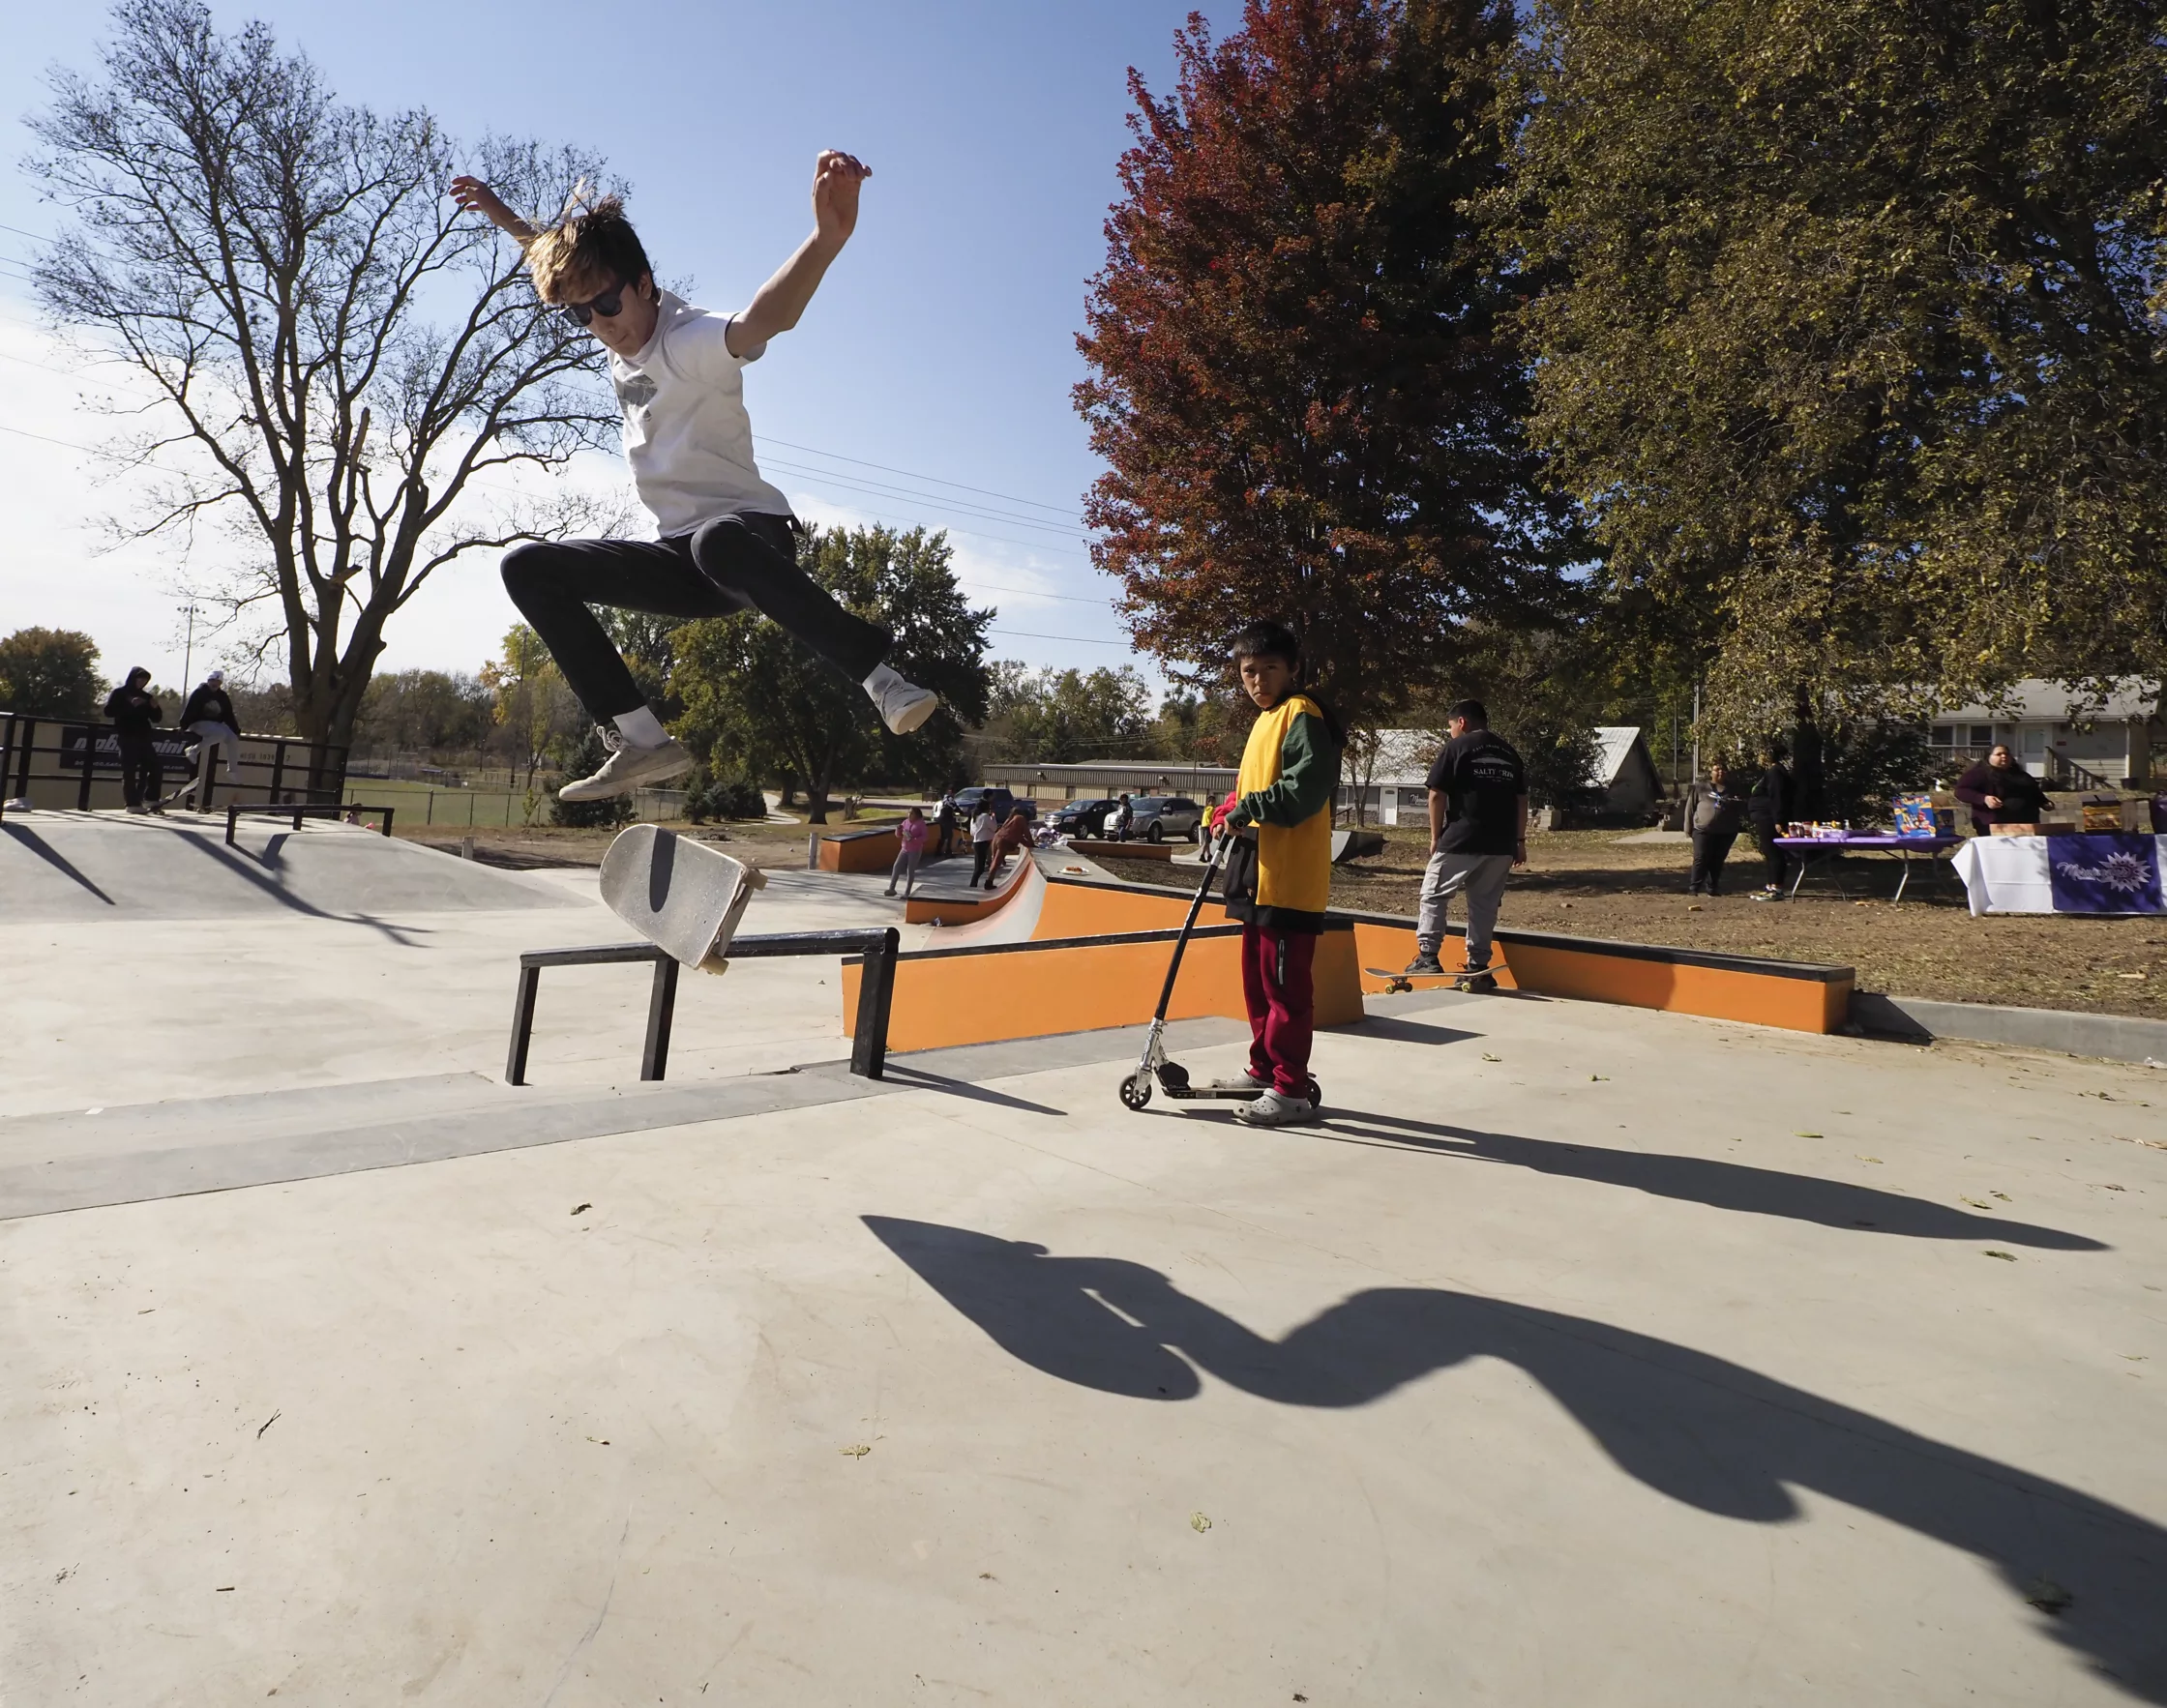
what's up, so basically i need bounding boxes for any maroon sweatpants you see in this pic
[1241,923,1317,1096]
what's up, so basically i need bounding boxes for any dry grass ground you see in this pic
[1100,826,2167,1019]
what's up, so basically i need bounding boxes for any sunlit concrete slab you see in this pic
[4,970,2162,1704]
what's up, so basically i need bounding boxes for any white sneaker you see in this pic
[557,731,694,802]
[864,664,937,735]
[1233,1087,1316,1127]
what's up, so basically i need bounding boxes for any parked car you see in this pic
[1127,796,1204,842]
[1047,798,1118,838]
[953,786,1035,823]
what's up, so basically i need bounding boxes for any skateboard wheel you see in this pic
[1118,1072,1153,1111]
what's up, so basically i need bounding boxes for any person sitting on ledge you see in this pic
[1952,743,2049,836]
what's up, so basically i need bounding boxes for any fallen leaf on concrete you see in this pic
[2123,1355,2147,1362]
[256,1411,280,1440]
[1855,1155,1884,1164]
[1961,1196,1992,1209]
[1795,1131,1824,1138]
[585,1435,610,1446]
[1481,1052,1501,1062]
[1984,1250,2018,1261]
[842,1444,872,1458]
[1190,1511,1212,1533]
[1991,1191,2011,1201]
[2023,1575,2073,1615]
[1589,1074,1609,1081]
[2100,1184,2125,1191]
[570,1203,591,1216]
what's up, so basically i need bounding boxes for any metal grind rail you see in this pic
[506,928,902,1087]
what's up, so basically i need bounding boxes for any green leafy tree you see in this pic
[671,525,992,820]
[1076,0,1580,729]
[549,726,634,827]
[0,628,104,720]
[352,669,494,757]
[1503,0,2167,744]
[481,625,580,790]
[984,663,1156,764]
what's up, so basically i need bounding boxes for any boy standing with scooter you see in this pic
[1209,622,1343,1128]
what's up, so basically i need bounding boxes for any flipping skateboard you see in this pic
[599,823,767,970]
[1367,965,1499,995]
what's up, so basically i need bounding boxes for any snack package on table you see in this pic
[1891,794,1938,839]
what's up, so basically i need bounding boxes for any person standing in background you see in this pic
[885,806,929,898]
[967,801,998,888]
[1952,743,2049,835]
[1680,758,1746,896]
[934,791,959,859]
[1746,742,1796,899]
[104,667,163,815]
[177,668,242,804]
[1407,700,1528,980]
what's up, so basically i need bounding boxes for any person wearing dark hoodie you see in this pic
[1208,621,1344,1129]
[1952,743,2049,835]
[103,666,163,814]
[177,667,242,803]
[1746,741,1795,899]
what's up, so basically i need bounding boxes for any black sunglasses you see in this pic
[559,279,629,327]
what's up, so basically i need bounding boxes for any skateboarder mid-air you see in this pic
[1208,622,1344,1128]
[451,152,938,802]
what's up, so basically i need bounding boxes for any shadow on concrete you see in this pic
[1,823,116,905]
[1340,1015,1480,1047]
[865,1217,2166,1700]
[168,828,427,946]
[1294,1109,2105,1250]
[878,1064,1066,1117]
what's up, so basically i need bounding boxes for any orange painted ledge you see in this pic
[844,921,1363,1055]
[816,825,902,873]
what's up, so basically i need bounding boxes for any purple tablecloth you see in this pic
[1773,836,1964,851]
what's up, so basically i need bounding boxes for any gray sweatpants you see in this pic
[1416,850,1514,966]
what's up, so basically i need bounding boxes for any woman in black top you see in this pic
[1746,742,1794,899]
[1951,744,2049,835]
[103,666,163,813]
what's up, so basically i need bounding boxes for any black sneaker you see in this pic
[1404,952,1444,976]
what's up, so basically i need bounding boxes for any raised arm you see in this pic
[727,151,871,356]
[449,176,542,245]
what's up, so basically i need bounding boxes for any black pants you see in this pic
[117,730,161,808]
[969,842,992,887]
[1751,817,1792,891]
[1689,829,1736,895]
[499,515,890,721]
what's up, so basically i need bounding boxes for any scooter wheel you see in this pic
[1305,1077,1322,1109]
[1118,1072,1154,1111]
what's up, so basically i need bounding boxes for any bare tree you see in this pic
[25,0,621,754]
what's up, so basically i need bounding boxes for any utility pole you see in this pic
[1692,680,1702,781]
[179,597,200,690]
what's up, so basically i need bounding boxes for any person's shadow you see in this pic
[864,1217,2167,1699]
[1289,1108,2104,1249]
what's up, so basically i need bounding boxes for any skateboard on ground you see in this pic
[599,823,767,970]
[1367,965,1498,994]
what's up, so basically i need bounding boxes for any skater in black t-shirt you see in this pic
[1407,700,1528,976]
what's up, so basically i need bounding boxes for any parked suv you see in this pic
[1127,796,1204,843]
[1046,797,1117,838]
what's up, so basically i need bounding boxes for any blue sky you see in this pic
[0,0,1208,688]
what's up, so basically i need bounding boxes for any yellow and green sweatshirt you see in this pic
[1222,692,1339,932]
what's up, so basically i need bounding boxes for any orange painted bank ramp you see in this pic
[831,862,1855,1053]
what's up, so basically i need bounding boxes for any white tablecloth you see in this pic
[1951,834,2167,915]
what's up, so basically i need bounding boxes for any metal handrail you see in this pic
[506,928,902,1086]
[0,709,348,823]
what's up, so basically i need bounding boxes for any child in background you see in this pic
[1210,621,1343,1127]
[885,806,929,898]
[968,802,998,888]
[983,805,1035,888]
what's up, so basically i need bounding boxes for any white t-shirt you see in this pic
[970,810,997,842]
[609,292,792,536]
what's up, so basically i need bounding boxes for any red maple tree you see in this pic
[1076,0,1578,728]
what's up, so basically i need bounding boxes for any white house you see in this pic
[1341,725,1664,824]
[1927,679,2159,787]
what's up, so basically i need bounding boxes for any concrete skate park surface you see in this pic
[4,812,2167,1704]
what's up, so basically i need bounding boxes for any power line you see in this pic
[758,455,1088,540]
[757,433,1084,520]
[989,628,1130,647]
